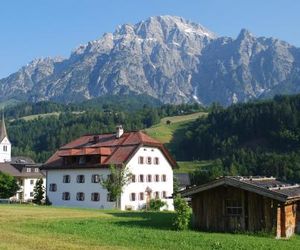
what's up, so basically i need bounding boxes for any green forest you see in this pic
[5,93,300,183]
[5,95,204,162]
[172,95,300,183]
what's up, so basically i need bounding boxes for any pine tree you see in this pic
[33,178,44,205]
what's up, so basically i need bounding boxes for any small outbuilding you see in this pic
[181,176,300,238]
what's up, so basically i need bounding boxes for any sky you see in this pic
[0,0,299,78]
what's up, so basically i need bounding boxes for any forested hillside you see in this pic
[5,97,204,162]
[173,94,300,182]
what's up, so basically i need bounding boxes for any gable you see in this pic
[0,137,10,144]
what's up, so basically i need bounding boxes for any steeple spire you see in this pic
[0,112,8,142]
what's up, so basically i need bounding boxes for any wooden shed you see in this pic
[181,176,300,238]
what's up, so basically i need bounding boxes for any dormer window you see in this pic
[26,168,31,173]
[79,156,86,165]
[34,168,39,173]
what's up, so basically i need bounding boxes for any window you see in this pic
[62,192,70,200]
[79,156,86,165]
[154,174,160,182]
[139,192,144,201]
[63,175,70,183]
[77,175,85,183]
[3,145,7,152]
[91,174,100,183]
[162,191,167,198]
[154,191,160,199]
[30,192,34,197]
[225,200,242,216]
[130,193,136,201]
[49,183,57,192]
[26,168,31,173]
[131,175,136,183]
[76,192,85,201]
[34,168,39,173]
[154,157,159,165]
[147,174,152,182]
[107,193,114,202]
[139,174,144,183]
[138,156,144,164]
[162,174,167,182]
[30,180,34,185]
[146,157,152,165]
[91,192,100,201]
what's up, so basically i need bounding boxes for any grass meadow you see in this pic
[144,112,206,144]
[0,205,299,250]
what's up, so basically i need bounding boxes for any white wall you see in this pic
[46,169,115,209]
[23,177,46,201]
[121,146,174,210]
[0,137,11,163]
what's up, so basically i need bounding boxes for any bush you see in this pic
[45,196,52,206]
[173,194,191,230]
[149,199,166,211]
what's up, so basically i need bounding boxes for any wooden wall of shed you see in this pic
[191,185,278,233]
[276,203,298,238]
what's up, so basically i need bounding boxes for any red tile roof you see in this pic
[43,131,177,170]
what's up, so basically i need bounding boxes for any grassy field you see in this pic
[16,111,85,121]
[145,112,208,174]
[144,112,206,144]
[20,112,61,121]
[175,161,217,173]
[0,205,299,250]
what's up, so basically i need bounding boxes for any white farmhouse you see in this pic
[0,115,46,202]
[43,126,176,210]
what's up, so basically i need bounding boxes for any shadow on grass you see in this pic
[107,211,176,230]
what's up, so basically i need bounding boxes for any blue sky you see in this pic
[0,0,299,78]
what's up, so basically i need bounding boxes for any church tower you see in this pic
[0,113,11,162]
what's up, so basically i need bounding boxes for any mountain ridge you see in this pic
[1,15,299,106]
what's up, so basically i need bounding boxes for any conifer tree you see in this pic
[33,178,44,205]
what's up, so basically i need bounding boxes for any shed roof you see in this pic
[0,163,45,178]
[180,176,300,203]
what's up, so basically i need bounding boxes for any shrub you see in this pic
[45,196,52,206]
[173,194,191,230]
[149,199,166,211]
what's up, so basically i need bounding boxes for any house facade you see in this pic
[0,115,46,201]
[181,176,300,238]
[43,126,176,210]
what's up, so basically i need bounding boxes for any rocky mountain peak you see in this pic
[0,16,299,106]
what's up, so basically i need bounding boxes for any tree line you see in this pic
[173,94,300,182]
[6,96,204,163]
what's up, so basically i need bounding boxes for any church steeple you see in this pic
[0,111,11,162]
[0,112,8,142]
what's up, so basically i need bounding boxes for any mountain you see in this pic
[1,15,299,106]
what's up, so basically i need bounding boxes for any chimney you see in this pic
[116,125,124,139]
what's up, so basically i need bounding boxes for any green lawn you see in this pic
[144,112,206,144]
[0,205,299,250]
